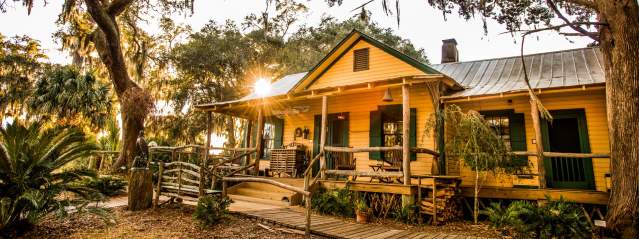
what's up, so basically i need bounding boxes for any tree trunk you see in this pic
[84,0,153,170]
[473,164,480,224]
[128,168,153,211]
[597,1,639,235]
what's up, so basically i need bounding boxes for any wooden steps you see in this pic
[227,179,304,206]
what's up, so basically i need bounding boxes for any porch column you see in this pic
[530,98,546,188]
[320,95,328,179]
[254,107,265,176]
[200,111,212,196]
[244,120,253,173]
[402,84,411,185]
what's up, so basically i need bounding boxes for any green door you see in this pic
[313,113,349,173]
[541,109,595,189]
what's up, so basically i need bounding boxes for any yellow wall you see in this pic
[307,40,425,90]
[449,89,610,192]
[274,85,437,177]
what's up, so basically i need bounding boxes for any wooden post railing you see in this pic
[222,177,313,237]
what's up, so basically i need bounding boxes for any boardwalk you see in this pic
[104,196,485,238]
[238,207,484,239]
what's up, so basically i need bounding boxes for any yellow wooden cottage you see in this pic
[195,29,610,212]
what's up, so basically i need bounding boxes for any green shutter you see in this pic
[369,110,382,160]
[509,113,528,167]
[312,115,321,175]
[410,108,417,160]
[273,118,284,149]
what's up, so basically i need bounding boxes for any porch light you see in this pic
[254,78,272,97]
[382,88,394,102]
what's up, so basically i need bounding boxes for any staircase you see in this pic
[226,177,305,206]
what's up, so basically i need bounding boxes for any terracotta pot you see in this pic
[356,211,369,224]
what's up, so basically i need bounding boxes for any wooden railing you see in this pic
[222,176,312,237]
[511,151,610,158]
[320,146,440,179]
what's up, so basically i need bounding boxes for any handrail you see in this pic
[209,150,256,170]
[221,177,313,237]
[218,161,257,178]
[303,152,323,176]
[510,151,610,158]
[222,177,309,196]
[323,146,440,157]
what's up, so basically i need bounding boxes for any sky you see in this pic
[0,0,592,65]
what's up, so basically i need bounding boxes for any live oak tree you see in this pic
[329,0,639,235]
[0,0,194,170]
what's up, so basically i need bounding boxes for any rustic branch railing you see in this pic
[323,146,440,156]
[511,151,610,158]
[222,176,312,237]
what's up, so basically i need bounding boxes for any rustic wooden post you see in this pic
[402,84,411,184]
[222,180,228,198]
[254,107,265,176]
[432,178,437,225]
[402,84,414,207]
[200,112,213,197]
[320,95,328,179]
[305,192,312,237]
[530,98,546,188]
[244,120,253,174]
[154,161,164,208]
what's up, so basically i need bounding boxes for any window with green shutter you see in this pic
[259,117,284,160]
[369,105,417,161]
[480,110,527,167]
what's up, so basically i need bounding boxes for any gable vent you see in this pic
[353,48,370,72]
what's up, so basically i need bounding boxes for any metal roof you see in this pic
[431,47,605,98]
[195,72,307,108]
[238,72,307,101]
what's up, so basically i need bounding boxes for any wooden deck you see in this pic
[237,207,487,239]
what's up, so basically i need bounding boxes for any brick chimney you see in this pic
[441,39,459,64]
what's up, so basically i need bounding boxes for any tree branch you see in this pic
[546,0,599,41]
[84,0,118,38]
[107,0,134,17]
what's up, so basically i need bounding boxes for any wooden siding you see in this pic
[307,40,425,90]
[450,89,610,192]
[278,85,437,177]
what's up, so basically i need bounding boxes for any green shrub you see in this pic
[482,197,592,238]
[193,195,232,226]
[82,176,127,197]
[0,121,104,237]
[311,186,354,217]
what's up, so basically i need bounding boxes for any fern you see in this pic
[193,195,232,226]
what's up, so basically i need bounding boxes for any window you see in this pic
[369,105,417,160]
[262,123,275,159]
[480,110,527,168]
[353,48,369,71]
[484,114,511,150]
[382,115,403,160]
[254,118,283,160]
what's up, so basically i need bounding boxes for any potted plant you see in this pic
[355,200,371,223]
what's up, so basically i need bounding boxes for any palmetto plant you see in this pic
[28,65,112,130]
[0,121,103,236]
